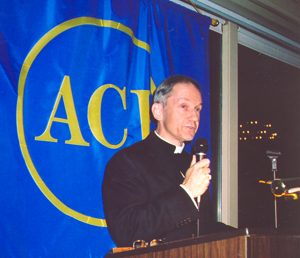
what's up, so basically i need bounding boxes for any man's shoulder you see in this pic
[110,134,153,161]
[104,136,153,177]
[117,138,148,155]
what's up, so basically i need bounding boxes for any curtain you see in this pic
[0,0,211,256]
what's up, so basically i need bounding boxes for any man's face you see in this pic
[153,82,202,146]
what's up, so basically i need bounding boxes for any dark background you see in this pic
[238,45,300,230]
[209,29,300,231]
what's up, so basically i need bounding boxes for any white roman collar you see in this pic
[154,131,185,154]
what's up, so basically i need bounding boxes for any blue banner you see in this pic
[0,0,211,257]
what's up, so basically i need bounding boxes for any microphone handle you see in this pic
[195,152,206,162]
[195,152,206,207]
[195,152,206,237]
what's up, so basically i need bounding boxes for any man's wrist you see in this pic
[180,184,199,209]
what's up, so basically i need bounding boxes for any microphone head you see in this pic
[191,138,209,155]
[266,150,281,156]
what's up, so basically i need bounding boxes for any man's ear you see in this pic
[151,103,163,122]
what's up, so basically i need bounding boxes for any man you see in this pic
[102,75,234,247]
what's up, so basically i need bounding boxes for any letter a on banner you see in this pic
[35,75,90,146]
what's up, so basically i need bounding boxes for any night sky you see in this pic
[238,45,300,230]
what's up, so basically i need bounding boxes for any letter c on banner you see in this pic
[88,84,127,149]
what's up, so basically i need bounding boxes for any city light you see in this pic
[238,121,278,141]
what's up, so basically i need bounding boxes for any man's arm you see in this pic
[102,152,200,247]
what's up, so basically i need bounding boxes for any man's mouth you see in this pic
[185,125,196,131]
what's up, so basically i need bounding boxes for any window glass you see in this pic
[238,45,300,229]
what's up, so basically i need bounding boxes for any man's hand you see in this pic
[182,156,211,198]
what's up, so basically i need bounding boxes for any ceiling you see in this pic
[186,0,300,52]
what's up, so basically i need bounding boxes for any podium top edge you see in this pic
[105,228,300,257]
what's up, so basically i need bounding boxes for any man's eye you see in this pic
[195,108,201,112]
[181,105,187,109]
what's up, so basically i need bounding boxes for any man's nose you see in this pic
[190,110,200,121]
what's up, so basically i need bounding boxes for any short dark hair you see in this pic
[152,75,201,107]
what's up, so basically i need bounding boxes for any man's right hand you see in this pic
[182,156,211,198]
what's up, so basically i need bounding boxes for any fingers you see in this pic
[198,168,211,183]
[190,156,210,167]
[201,172,211,189]
[195,162,211,193]
[190,158,211,179]
[190,155,196,166]
[195,158,210,168]
[183,157,212,198]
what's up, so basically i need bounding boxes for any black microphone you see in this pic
[191,137,209,162]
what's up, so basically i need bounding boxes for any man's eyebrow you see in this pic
[177,97,201,102]
[176,97,203,107]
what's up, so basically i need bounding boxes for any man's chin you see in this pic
[183,134,196,143]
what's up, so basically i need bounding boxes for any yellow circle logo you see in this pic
[17,17,150,227]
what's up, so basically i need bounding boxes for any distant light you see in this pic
[251,121,253,124]
[247,131,249,134]
[259,136,262,139]
[269,124,271,127]
[264,131,266,134]
[240,125,242,128]
[244,137,247,140]
[255,121,258,124]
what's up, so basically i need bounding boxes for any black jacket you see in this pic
[102,131,233,247]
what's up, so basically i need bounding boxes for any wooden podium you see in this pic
[105,228,300,258]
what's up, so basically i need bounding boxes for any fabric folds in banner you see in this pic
[0,0,211,257]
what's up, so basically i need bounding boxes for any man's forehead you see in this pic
[175,95,202,104]
[171,84,202,101]
[172,82,201,95]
